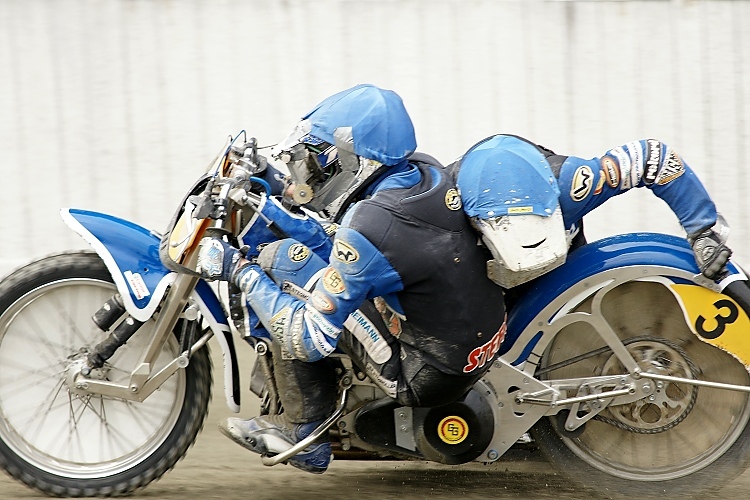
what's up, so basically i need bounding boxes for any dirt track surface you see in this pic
[0,439,582,500]
[1,348,749,500]
[3,412,749,500]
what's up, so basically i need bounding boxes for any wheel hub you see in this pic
[64,351,110,395]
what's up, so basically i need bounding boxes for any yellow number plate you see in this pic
[670,284,750,367]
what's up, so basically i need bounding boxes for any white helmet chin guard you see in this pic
[476,207,568,288]
[457,134,570,288]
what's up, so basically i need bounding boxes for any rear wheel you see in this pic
[0,252,212,497]
[532,281,750,498]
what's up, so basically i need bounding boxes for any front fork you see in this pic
[66,272,211,402]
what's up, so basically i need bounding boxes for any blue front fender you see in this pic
[62,208,240,412]
[61,208,228,326]
[503,232,745,357]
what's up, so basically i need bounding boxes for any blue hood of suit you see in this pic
[302,84,417,166]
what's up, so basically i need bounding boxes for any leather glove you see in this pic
[196,238,248,282]
[688,227,732,280]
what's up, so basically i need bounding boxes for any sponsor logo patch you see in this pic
[333,240,359,264]
[508,206,534,214]
[594,175,605,195]
[304,314,338,357]
[570,165,594,202]
[270,308,289,339]
[124,271,150,300]
[438,416,469,445]
[463,320,506,373]
[237,268,260,290]
[609,146,634,188]
[322,267,346,294]
[345,309,393,364]
[305,308,341,340]
[270,308,293,358]
[365,362,397,398]
[309,290,336,314]
[601,157,620,188]
[288,243,310,262]
[445,188,462,211]
[644,139,662,185]
[626,141,643,185]
[656,149,685,185]
[374,296,402,338]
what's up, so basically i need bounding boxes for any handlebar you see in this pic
[160,133,280,275]
[201,136,274,221]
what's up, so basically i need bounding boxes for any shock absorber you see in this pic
[86,294,144,370]
[87,316,144,370]
[91,294,126,331]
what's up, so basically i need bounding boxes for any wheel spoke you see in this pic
[13,311,72,361]
[10,377,68,433]
[0,361,67,400]
[49,288,97,352]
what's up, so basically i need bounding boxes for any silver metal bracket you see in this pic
[261,373,352,467]
[477,359,558,462]
[394,407,416,451]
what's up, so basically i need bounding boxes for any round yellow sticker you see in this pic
[437,416,469,444]
[445,188,462,211]
[288,243,310,262]
[322,268,346,294]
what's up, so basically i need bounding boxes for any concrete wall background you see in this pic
[1,0,748,276]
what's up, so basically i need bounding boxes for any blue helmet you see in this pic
[456,135,568,287]
[273,84,417,220]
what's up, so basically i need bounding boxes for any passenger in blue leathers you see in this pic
[451,134,731,291]
[196,85,507,474]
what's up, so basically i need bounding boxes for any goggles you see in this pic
[272,123,384,220]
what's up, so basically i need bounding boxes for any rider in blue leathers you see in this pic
[195,86,730,475]
[197,84,506,474]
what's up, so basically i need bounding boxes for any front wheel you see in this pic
[532,281,750,498]
[0,252,212,497]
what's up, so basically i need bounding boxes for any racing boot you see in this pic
[218,415,332,474]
